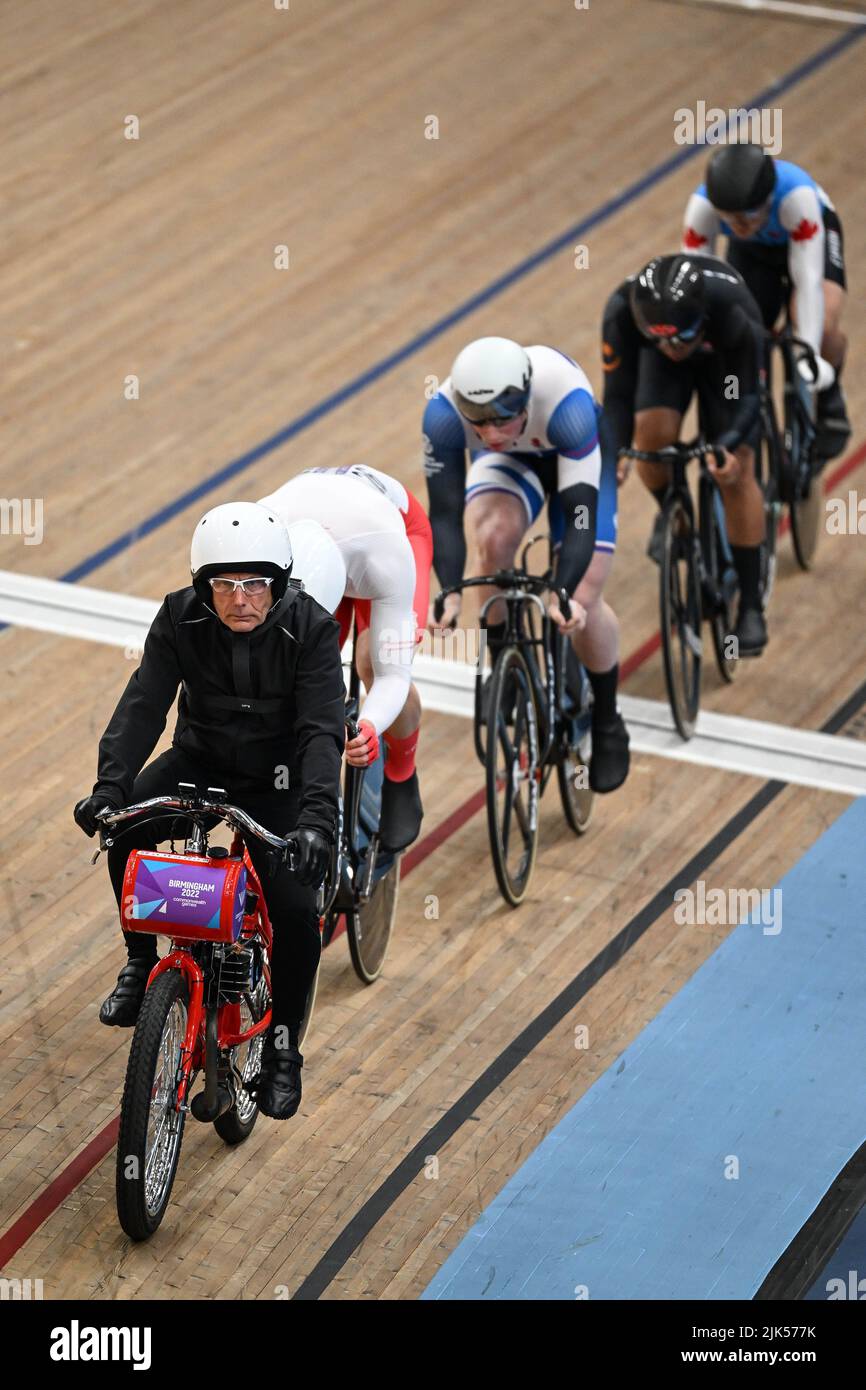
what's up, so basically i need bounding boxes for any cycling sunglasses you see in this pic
[643,316,705,349]
[455,385,530,425]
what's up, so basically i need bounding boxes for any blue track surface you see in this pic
[423,798,866,1301]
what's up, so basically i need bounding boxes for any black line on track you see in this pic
[755,1141,866,1300]
[294,680,866,1299]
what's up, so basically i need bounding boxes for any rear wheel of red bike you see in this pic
[116,969,189,1240]
[213,974,270,1145]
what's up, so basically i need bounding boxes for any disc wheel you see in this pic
[485,648,540,907]
[789,464,822,570]
[759,437,780,611]
[700,476,738,686]
[660,498,702,740]
[347,856,400,984]
[116,969,188,1240]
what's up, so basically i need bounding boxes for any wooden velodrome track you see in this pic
[1,0,865,1299]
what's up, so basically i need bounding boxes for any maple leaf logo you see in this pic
[791,218,819,242]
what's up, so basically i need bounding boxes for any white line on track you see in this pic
[3,570,865,796]
[672,0,866,26]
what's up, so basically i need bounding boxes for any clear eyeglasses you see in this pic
[208,576,274,597]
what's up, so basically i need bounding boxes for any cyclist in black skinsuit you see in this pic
[601,252,769,656]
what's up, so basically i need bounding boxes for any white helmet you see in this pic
[286,519,347,614]
[190,501,292,609]
[450,336,532,424]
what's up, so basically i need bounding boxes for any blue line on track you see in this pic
[38,24,865,591]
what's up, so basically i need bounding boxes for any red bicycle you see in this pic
[97,784,308,1240]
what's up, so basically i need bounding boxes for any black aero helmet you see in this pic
[705,142,776,212]
[629,255,707,345]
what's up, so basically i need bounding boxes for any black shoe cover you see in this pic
[590,712,630,793]
[733,604,767,658]
[378,770,423,852]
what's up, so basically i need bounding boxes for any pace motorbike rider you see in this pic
[73,503,346,1122]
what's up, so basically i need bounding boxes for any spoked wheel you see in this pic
[213,973,271,1145]
[700,475,738,686]
[485,648,540,907]
[789,460,822,570]
[116,969,188,1240]
[347,854,400,984]
[660,498,702,740]
[556,723,594,835]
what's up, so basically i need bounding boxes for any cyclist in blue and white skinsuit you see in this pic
[423,336,629,794]
[683,143,850,457]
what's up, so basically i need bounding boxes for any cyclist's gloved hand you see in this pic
[284,827,330,887]
[345,718,380,768]
[797,352,835,393]
[73,789,122,838]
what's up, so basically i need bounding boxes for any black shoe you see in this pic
[99,958,154,1027]
[816,378,851,461]
[647,512,665,566]
[733,604,767,658]
[589,712,630,793]
[378,770,423,852]
[247,1036,303,1121]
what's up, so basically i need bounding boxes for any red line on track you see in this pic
[1,440,864,1269]
[0,1119,120,1268]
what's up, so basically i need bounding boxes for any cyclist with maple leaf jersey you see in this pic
[682,142,850,458]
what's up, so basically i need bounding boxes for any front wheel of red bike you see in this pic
[116,968,189,1241]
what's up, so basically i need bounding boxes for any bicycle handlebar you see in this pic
[767,326,818,378]
[433,571,571,622]
[96,794,291,857]
[618,442,711,465]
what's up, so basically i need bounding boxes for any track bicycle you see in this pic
[619,440,740,740]
[434,534,594,908]
[319,622,401,983]
[759,322,823,580]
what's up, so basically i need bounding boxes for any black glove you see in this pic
[73,789,122,838]
[284,828,330,887]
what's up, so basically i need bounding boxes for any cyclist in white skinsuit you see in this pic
[260,464,432,851]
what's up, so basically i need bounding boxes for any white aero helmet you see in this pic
[450,336,532,424]
[286,518,347,614]
[190,501,292,609]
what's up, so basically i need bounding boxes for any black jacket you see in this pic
[92,583,345,840]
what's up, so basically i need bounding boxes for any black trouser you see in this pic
[633,342,761,451]
[105,747,321,1033]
